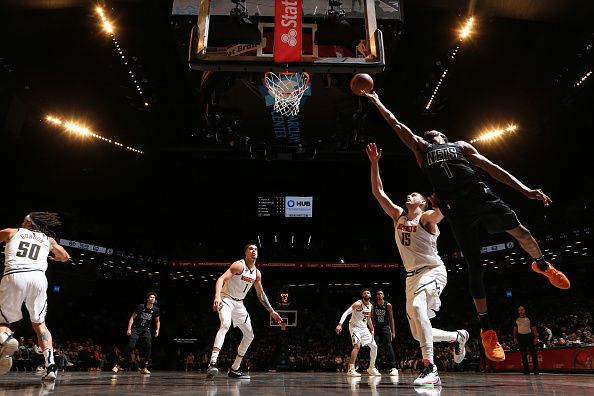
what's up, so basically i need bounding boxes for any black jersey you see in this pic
[132,304,160,329]
[421,142,482,202]
[372,302,391,329]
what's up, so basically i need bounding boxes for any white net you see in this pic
[264,72,310,116]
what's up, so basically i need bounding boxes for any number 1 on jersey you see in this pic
[440,162,453,179]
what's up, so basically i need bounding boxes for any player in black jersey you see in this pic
[365,91,570,363]
[370,290,398,376]
[112,292,160,374]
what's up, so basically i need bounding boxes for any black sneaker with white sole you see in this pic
[206,363,218,379]
[42,364,58,381]
[228,368,250,379]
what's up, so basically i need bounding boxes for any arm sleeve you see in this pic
[339,307,353,325]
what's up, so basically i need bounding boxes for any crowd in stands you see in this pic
[9,287,593,374]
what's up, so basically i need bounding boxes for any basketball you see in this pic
[350,73,374,96]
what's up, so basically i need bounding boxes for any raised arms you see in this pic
[366,143,405,220]
[365,92,426,166]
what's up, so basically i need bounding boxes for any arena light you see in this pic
[45,114,144,154]
[426,17,477,110]
[425,69,448,110]
[575,70,592,87]
[470,124,518,143]
[95,5,148,107]
[459,16,475,41]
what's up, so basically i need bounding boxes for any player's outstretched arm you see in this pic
[366,143,404,220]
[460,141,552,206]
[365,92,426,164]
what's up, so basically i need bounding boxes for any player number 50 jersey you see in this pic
[4,228,51,275]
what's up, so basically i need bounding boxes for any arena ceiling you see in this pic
[1,1,592,257]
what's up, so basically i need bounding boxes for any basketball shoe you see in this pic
[0,334,19,375]
[413,361,440,387]
[367,365,381,376]
[228,367,250,379]
[42,364,58,381]
[481,329,505,362]
[206,362,218,379]
[531,261,570,289]
[347,367,361,377]
[453,329,469,364]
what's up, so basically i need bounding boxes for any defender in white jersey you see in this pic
[366,143,468,387]
[206,243,283,379]
[336,288,381,377]
[0,212,70,380]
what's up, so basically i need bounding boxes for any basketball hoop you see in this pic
[264,71,310,116]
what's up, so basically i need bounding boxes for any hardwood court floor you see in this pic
[0,370,591,395]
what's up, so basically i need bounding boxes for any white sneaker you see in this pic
[389,367,399,376]
[347,369,361,377]
[413,363,440,387]
[112,365,120,373]
[453,329,469,364]
[0,335,19,375]
[367,366,381,376]
[140,367,151,375]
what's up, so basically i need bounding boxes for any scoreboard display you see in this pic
[257,196,313,218]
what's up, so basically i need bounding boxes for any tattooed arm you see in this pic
[254,270,283,324]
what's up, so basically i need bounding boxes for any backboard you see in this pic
[270,309,298,327]
[182,0,403,73]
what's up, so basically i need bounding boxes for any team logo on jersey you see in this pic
[241,275,254,283]
[397,223,417,232]
[426,146,459,166]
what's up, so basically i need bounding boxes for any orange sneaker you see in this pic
[531,261,570,289]
[480,330,505,362]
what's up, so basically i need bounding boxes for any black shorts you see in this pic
[441,182,519,234]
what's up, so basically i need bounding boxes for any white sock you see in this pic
[421,343,434,363]
[210,350,219,364]
[433,329,458,343]
[43,348,55,366]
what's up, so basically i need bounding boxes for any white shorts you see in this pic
[349,325,374,347]
[219,297,252,328]
[0,271,48,324]
[405,265,447,319]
